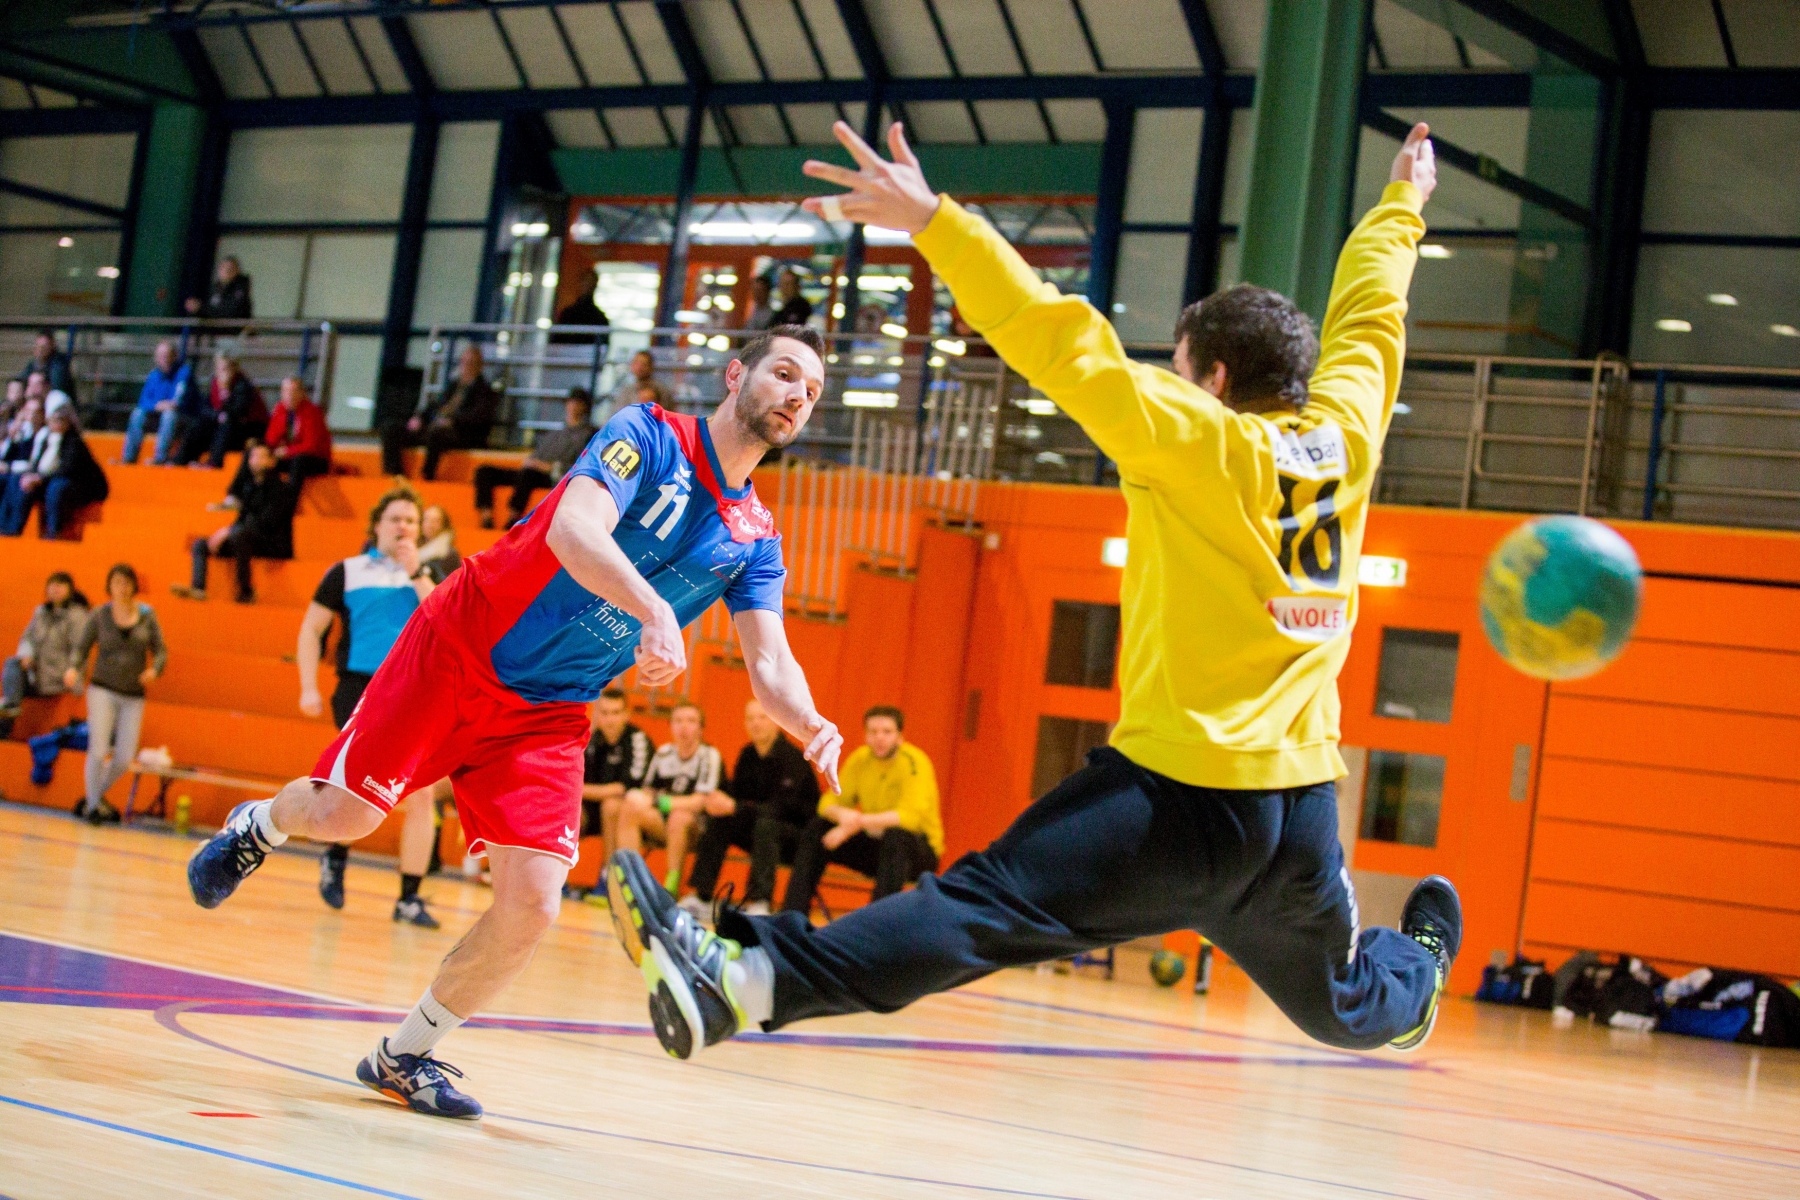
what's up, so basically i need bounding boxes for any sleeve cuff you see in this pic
[1382,180,1424,211]
[912,194,969,260]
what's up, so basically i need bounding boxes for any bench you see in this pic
[123,762,288,825]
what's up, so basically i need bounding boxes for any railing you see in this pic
[0,317,338,427]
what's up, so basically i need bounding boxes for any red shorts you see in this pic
[311,611,590,865]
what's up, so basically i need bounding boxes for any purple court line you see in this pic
[154,1002,1421,1200]
[0,1093,425,1199]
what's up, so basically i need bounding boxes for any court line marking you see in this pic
[0,1093,425,1199]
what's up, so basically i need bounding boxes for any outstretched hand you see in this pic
[1390,122,1436,204]
[801,121,941,235]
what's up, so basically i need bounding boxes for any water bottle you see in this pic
[174,795,191,836]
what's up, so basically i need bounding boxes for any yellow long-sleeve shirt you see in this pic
[828,743,945,854]
[914,182,1425,790]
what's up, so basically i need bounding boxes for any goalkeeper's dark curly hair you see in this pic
[1174,284,1319,410]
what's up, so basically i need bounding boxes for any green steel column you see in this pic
[1237,0,1369,319]
[122,101,209,317]
[1506,68,1603,357]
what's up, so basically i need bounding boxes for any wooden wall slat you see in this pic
[1523,881,1800,978]
[1530,821,1800,912]
[1554,640,1800,718]
[1537,758,1800,847]
[1543,695,1800,781]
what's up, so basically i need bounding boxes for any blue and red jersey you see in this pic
[428,404,786,704]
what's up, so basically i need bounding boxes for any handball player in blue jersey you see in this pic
[186,327,844,1120]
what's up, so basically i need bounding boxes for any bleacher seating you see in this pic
[0,430,513,858]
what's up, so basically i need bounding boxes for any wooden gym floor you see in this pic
[0,802,1793,1199]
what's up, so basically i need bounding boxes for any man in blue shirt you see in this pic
[122,341,192,465]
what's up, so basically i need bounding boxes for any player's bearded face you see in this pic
[735,346,823,448]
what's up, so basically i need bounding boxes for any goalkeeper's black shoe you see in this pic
[1389,875,1461,1051]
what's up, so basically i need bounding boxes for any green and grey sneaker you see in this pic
[605,849,749,1060]
[1389,875,1462,1051]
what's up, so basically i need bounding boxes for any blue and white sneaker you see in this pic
[356,1039,482,1120]
[187,801,273,910]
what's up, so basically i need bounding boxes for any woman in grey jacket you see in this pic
[0,571,89,737]
[64,563,166,824]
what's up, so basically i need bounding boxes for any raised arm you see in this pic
[732,608,841,792]
[801,121,1226,483]
[1304,124,1435,444]
[545,475,686,687]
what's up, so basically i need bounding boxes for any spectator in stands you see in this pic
[297,486,443,927]
[681,698,820,920]
[614,700,728,896]
[773,269,814,327]
[781,705,942,917]
[605,350,666,421]
[580,686,652,870]
[471,388,594,529]
[417,504,460,578]
[265,375,332,484]
[0,392,109,539]
[381,344,499,480]
[550,267,609,349]
[742,275,776,332]
[2,396,43,474]
[172,348,266,469]
[0,571,90,739]
[65,563,166,825]
[15,330,73,396]
[122,340,192,466]
[186,255,253,320]
[173,440,296,605]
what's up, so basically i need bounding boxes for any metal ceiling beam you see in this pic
[378,14,434,96]
[0,177,126,221]
[1175,0,1225,77]
[1647,68,1800,108]
[0,105,145,135]
[0,42,177,104]
[1451,0,1616,77]
[1362,105,1594,230]
[833,0,888,87]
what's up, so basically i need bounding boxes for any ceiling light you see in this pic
[542,272,558,288]
[1655,318,1692,332]
[689,221,813,238]
[1771,324,1798,338]
[934,338,966,356]
[97,265,119,278]
[1707,293,1738,306]
[863,226,911,242]
[572,222,597,237]
[1418,244,1453,259]
[707,335,730,351]
[535,317,552,329]
[687,353,704,365]
[1022,398,1057,415]
[928,355,945,367]
[880,322,909,338]
[844,390,899,408]
[57,236,74,248]
[1101,538,1128,568]
[686,332,706,345]
[716,273,738,285]
[1358,556,1408,587]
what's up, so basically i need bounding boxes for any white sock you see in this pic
[241,799,287,847]
[726,946,774,1028]
[385,987,464,1058]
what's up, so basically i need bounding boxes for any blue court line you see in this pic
[0,1093,425,1199]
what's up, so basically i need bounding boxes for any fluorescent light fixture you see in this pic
[843,390,899,408]
[1101,537,1128,568]
[928,355,945,367]
[707,335,730,351]
[96,265,119,279]
[714,295,734,311]
[825,353,839,363]
[934,338,967,356]
[1707,293,1738,306]
[686,332,706,345]
[832,303,846,318]
[1418,244,1453,259]
[1111,302,1127,314]
[346,394,374,410]
[536,317,552,329]
[856,275,909,291]
[880,322,909,338]
[716,273,738,285]
[1773,324,1799,338]
[625,318,655,332]
[1022,398,1057,416]
[676,310,707,324]
[572,222,596,237]
[863,226,911,242]
[57,236,74,248]
[510,221,549,237]
[689,221,813,238]
[1392,401,1412,415]
[1358,556,1408,587]
[687,353,704,365]
[887,356,904,365]
[1655,318,1692,332]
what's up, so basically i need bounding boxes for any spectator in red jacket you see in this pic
[266,376,332,485]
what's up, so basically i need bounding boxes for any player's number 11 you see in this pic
[640,481,690,540]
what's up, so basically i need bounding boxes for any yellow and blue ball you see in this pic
[1480,515,1642,681]
[1148,950,1187,988]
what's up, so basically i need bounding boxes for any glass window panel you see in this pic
[1220,108,1256,227]
[1642,111,1800,237]
[215,232,308,320]
[301,233,397,320]
[0,132,136,210]
[326,334,382,431]
[220,125,411,224]
[1112,232,1189,343]
[428,122,501,223]
[1123,109,1202,225]
[413,228,486,328]
[1632,245,1800,370]
[1031,716,1113,799]
[1360,750,1444,847]
[1045,601,1120,689]
[0,230,120,317]
[1405,237,1519,355]
[1375,628,1460,723]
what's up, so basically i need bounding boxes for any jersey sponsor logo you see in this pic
[362,774,409,806]
[600,439,642,480]
[556,825,578,851]
[708,539,750,580]
[1271,423,1347,480]
[1267,595,1348,642]
[720,495,776,543]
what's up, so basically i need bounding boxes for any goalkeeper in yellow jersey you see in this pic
[605,120,1461,1061]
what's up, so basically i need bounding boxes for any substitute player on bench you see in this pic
[187,328,843,1119]
[604,120,1463,1062]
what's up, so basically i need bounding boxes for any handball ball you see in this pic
[1148,950,1187,988]
[1480,515,1642,681]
